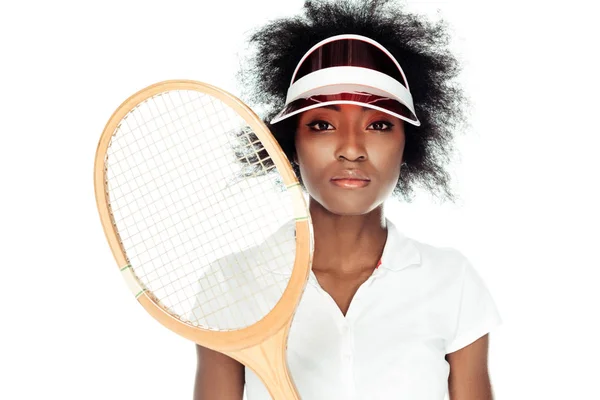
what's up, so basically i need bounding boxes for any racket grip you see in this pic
[226,324,300,400]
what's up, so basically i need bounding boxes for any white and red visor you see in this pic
[270,34,420,126]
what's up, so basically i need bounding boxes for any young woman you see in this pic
[194,1,502,399]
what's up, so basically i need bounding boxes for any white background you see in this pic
[1,0,598,399]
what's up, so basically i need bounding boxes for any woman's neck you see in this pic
[308,198,388,275]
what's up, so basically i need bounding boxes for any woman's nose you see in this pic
[335,128,367,162]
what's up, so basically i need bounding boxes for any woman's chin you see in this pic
[317,198,381,217]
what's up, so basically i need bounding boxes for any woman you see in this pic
[194,1,502,399]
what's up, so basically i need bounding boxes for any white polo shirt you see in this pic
[244,218,502,400]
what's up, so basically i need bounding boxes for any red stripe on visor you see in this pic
[292,36,406,85]
[270,34,420,126]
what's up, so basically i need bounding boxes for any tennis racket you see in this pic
[94,80,313,399]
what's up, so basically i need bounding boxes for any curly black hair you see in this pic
[237,0,468,203]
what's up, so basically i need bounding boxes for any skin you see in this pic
[446,335,495,400]
[193,345,244,400]
[294,104,405,315]
[194,104,494,399]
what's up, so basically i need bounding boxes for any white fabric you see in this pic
[285,66,416,116]
[245,218,502,400]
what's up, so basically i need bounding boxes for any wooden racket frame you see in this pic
[94,80,313,400]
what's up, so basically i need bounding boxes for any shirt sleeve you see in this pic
[445,257,502,354]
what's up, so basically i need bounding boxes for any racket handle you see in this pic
[226,324,300,400]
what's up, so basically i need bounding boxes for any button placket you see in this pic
[340,321,351,358]
[340,322,356,397]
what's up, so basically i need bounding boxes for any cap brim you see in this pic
[270,92,420,126]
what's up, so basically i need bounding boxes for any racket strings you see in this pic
[111,143,286,326]
[129,206,291,318]
[108,117,276,222]
[107,94,203,190]
[105,89,297,331]
[234,125,277,174]
[173,231,295,329]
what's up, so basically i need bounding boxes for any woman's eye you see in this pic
[306,120,334,131]
[368,121,394,131]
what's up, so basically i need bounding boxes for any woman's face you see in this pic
[295,104,406,216]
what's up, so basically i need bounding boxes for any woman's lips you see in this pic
[330,178,370,188]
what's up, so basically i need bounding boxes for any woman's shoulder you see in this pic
[387,219,470,277]
[412,238,466,267]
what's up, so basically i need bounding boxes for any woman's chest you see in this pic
[312,270,373,316]
[281,278,453,399]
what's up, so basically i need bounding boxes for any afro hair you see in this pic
[237,0,469,203]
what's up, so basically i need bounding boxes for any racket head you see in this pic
[94,80,313,352]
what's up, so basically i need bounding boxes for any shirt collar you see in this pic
[379,218,422,272]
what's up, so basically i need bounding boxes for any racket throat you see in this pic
[226,325,300,400]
